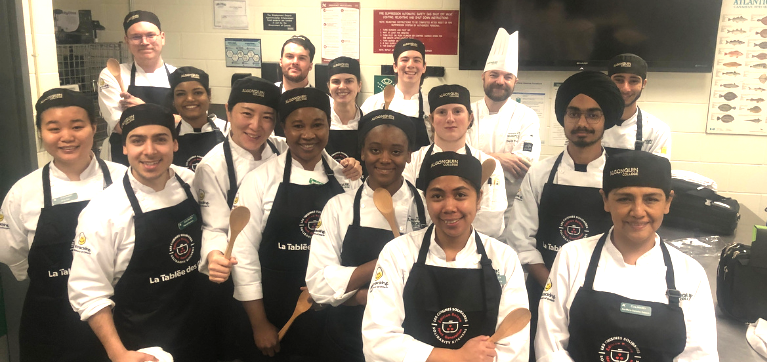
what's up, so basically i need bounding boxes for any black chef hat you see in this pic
[608,53,648,80]
[282,35,316,62]
[279,87,331,124]
[327,56,361,82]
[358,109,416,151]
[554,71,623,129]
[393,38,426,62]
[428,84,472,114]
[123,10,161,33]
[120,103,176,144]
[169,66,210,91]
[416,151,482,194]
[35,88,96,128]
[603,150,671,197]
[228,76,281,112]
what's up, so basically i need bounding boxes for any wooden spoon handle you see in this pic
[223,236,236,259]
[385,213,401,238]
[278,312,300,341]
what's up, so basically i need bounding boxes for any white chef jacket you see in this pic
[230,152,362,302]
[535,228,718,362]
[403,143,507,239]
[508,150,606,266]
[275,81,312,93]
[68,165,196,321]
[362,227,530,362]
[194,135,288,274]
[0,155,126,281]
[360,86,432,139]
[306,179,431,306]
[601,107,672,158]
[330,105,362,130]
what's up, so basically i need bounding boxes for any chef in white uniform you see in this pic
[602,53,672,158]
[362,151,529,362]
[98,10,176,164]
[536,151,718,362]
[325,56,363,162]
[0,89,125,362]
[404,84,507,240]
[276,35,315,93]
[361,38,431,148]
[68,104,211,362]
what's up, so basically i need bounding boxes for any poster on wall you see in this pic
[514,81,548,144]
[214,0,248,30]
[263,13,296,31]
[707,4,767,135]
[321,2,360,63]
[373,10,459,55]
[225,38,262,68]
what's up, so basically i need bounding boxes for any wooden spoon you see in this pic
[106,58,125,93]
[481,158,497,186]
[383,85,395,110]
[224,206,250,259]
[489,307,531,344]
[373,188,400,238]
[278,289,313,340]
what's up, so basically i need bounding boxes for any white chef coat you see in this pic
[360,86,432,139]
[306,179,430,306]
[68,165,196,321]
[275,81,312,93]
[361,227,530,362]
[508,150,605,266]
[194,135,288,274]
[230,152,362,302]
[330,105,362,130]
[535,228,718,362]
[403,143,507,239]
[0,155,126,281]
[601,107,672,158]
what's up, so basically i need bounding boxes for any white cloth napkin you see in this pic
[747,318,767,360]
[137,347,174,362]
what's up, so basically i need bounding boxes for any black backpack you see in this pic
[716,226,767,323]
[664,178,740,235]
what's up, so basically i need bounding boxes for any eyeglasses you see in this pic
[565,110,604,124]
[128,33,158,43]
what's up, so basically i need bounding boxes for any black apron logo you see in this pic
[169,234,195,263]
[559,215,590,241]
[599,336,641,362]
[186,155,203,171]
[431,307,469,344]
[299,210,322,238]
[331,151,348,162]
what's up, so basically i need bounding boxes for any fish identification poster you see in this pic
[708,3,767,135]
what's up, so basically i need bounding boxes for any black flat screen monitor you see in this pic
[459,0,723,72]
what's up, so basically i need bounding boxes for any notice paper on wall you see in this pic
[225,38,261,68]
[707,3,767,135]
[321,2,360,63]
[373,10,459,55]
[514,81,549,144]
[214,0,248,30]
[548,82,567,147]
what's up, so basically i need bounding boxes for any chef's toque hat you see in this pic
[484,28,519,77]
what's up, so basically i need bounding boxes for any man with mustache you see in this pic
[276,35,315,93]
[602,54,672,158]
[506,71,623,361]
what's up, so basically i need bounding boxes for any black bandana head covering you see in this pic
[228,76,280,112]
[554,71,623,129]
[327,56,361,82]
[123,10,161,33]
[279,87,331,124]
[608,53,648,80]
[282,35,316,62]
[358,109,416,151]
[120,103,176,144]
[393,38,426,62]
[35,88,96,128]
[603,150,671,196]
[428,84,472,114]
[169,66,209,91]
[416,151,482,194]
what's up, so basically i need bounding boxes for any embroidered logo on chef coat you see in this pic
[432,308,469,344]
[197,189,207,207]
[374,267,383,281]
[71,232,92,254]
[330,151,349,162]
[541,278,556,302]
[77,232,87,245]
[169,234,195,263]
[0,211,6,229]
[98,77,109,90]
[523,142,533,152]
[299,210,322,238]
[506,132,520,143]
[599,336,641,362]
[559,215,590,241]
[233,193,240,206]
[186,155,203,171]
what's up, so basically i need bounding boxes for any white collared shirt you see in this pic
[177,116,230,137]
[602,107,672,158]
[360,85,432,139]
[330,105,362,130]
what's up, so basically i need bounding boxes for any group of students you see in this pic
[0,8,718,362]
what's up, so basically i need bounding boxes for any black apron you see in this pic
[109,63,172,166]
[19,160,112,362]
[566,232,687,362]
[259,152,345,360]
[415,144,472,188]
[172,118,226,171]
[412,91,431,148]
[326,108,363,163]
[402,225,502,349]
[526,151,612,361]
[210,137,280,362]
[322,181,426,361]
[604,107,643,156]
[112,173,213,362]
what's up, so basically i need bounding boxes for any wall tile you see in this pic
[727,164,767,194]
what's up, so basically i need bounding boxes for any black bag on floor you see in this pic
[664,178,740,235]
[717,226,767,323]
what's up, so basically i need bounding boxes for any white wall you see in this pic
[44,0,767,221]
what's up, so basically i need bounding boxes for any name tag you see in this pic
[52,193,78,205]
[178,214,198,230]
[620,302,652,317]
